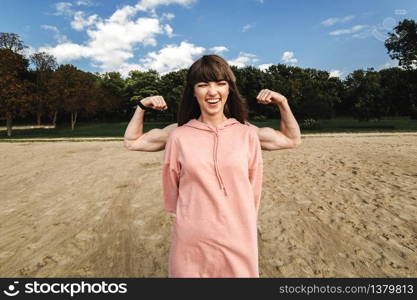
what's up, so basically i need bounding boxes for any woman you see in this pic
[123,54,301,277]
[163,55,263,277]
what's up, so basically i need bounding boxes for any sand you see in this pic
[0,132,416,277]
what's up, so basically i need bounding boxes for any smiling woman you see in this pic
[123,54,301,277]
[161,55,263,277]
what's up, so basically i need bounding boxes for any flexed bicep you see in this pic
[246,122,298,150]
[124,129,167,152]
[124,123,178,152]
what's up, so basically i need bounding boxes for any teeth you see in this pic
[207,99,220,103]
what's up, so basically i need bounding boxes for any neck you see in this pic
[197,114,228,128]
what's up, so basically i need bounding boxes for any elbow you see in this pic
[123,139,134,151]
[292,138,302,148]
[123,138,149,151]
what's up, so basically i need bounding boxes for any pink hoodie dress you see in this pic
[162,117,263,278]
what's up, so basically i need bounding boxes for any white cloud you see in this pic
[258,63,272,71]
[71,11,100,31]
[380,59,416,71]
[329,24,368,36]
[40,42,87,62]
[108,4,140,23]
[329,70,343,78]
[40,15,165,72]
[352,27,374,39]
[116,63,145,76]
[377,60,400,70]
[255,0,264,3]
[228,52,259,67]
[41,0,198,76]
[322,15,355,27]
[242,24,254,32]
[395,9,407,15]
[209,46,228,54]
[54,0,96,16]
[86,16,163,55]
[22,45,36,57]
[137,0,196,11]
[41,25,70,43]
[53,2,73,16]
[75,0,95,6]
[139,41,205,74]
[164,24,174,37]
[162,12,175,20]
[379,62,393,69]
[281,51,298,64]
[149,8,158,18]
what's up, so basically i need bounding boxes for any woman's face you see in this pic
[193,80,229,117]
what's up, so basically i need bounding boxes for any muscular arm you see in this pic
[124,124,178,152]
[247,123,300,150]
[246,97,302,150]
[123,105,178,152]
[124,121,297,152]
[124,97,301,152]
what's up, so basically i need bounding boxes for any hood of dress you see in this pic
[183,117,241,132]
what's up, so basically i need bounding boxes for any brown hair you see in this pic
[177,54,248,126]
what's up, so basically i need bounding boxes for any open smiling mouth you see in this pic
[206,98,220,105]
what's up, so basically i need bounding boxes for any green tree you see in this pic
[98,72,126,121]
[294,68,339,121]
[159,69,187,122]
[51,64,84,130]
[0,49,31,136]
[0,32,27,53]
[378,67,409,116]
[125,70,160,100]
[234,66,270,119]
[385,19,417,70]
[263,64,302,118]
[30,52,58,125]
[344,69,384,121]
[125,70,160,121]
[83,71,121,122]
[404,69,417,119]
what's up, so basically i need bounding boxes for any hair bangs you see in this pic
[188,56,236,85]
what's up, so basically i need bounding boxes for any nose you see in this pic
[207,84,218,96]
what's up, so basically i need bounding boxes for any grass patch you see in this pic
[300,117,417,133]
[0,122,167,139]
[1,117,416,140]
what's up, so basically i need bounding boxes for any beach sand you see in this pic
[0,133,416,277]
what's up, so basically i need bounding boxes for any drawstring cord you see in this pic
[213,129,228,196]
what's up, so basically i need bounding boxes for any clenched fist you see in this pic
[256,89,287,105]
[140,95,168,111]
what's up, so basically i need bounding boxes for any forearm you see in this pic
[124,106,145,141]
[277,98,301,143]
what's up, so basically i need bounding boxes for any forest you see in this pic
[1,19,416,136]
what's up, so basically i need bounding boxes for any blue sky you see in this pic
[1,0,416,77]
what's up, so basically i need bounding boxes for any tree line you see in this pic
[1,19,416,136]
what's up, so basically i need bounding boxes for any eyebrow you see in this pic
[197,80,227,84]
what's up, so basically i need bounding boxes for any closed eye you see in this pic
[197,81,227,87]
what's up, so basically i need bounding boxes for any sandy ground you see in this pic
[0,133,416,278]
